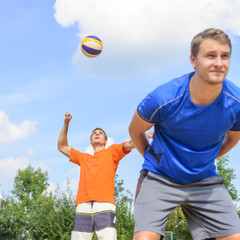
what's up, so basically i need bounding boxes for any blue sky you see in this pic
[0,0,240,198]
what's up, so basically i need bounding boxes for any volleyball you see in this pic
[81,35,103,58]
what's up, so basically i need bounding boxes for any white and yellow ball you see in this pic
[81,35,103,58]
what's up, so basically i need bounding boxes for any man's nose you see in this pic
[214,56,224,67]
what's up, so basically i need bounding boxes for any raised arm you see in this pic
[129,110,155,156]
[58,112,72,158]
[217,130,240,158]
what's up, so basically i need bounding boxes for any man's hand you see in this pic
[146,131,154,139]
[64,112,72,124]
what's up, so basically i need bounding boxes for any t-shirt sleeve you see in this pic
[69,148,84,166]
[111,143,129,163]
[230,110,240,131]
[226,80,240,131]
[137,76,188,123]
[137,87,166,123]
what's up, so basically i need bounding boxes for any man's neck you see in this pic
[190,74,223,106]
[93,144,105,153]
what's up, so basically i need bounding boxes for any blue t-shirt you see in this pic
[137,72,240,184]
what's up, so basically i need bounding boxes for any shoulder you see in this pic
[107,143,127,155]
[107,143,123,151]
[223,80,240,104]
[71,147,90,158]
[145,72,190,101]
[138,72,192,122]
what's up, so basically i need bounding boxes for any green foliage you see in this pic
[27,190,75,240]
[115,175,134,240]
[0,167,134,240]
[216,155,239,201]
[92,232,98,240]
[0,197,18,239]
[166,206,191,240]
[5,156,238,240]
[12,165,49,205]
[0,165,75,240]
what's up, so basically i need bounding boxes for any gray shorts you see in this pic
[134,170,240,240]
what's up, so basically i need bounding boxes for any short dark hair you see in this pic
[191,28,232,57]
[90,128,107,140]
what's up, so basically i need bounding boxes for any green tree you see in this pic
[0,165,75,240]
[11,165,49,239]
[28,189,75,240]
[12,165,49,206]
[0,197,18,239]
[0,166,135,240]
[115,175,134,240]
[166,206,191,240]
[216,155,239,201]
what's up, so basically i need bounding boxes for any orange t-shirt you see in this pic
[70,143,130,206]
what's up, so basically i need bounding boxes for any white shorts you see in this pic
[71,201,117,240]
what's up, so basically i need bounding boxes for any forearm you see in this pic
[123,139,135,153]
[129,131,149,156]
[58,123,69,151]
[129,110,154,156]
[217,130,240,158]
[217,139,238,158]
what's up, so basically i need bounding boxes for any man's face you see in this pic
[190,38,231,85]
[90,129,107,146]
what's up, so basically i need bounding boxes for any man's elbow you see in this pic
[57,144,62,153]
[128,124,135,139]
[58,143,64,153]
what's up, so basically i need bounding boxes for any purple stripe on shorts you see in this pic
[94,211,116,231]
[72,211,116,232]
[72,215,94,232]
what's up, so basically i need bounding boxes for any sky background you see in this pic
[0,0,240,199]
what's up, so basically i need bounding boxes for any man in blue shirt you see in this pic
[129,28,240,240]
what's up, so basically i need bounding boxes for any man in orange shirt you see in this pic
[58,112,148,240]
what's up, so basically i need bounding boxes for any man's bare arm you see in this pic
[123,131,154,153]
[129,110,155,156]
[57,112,72,158]
[217,130,240,158]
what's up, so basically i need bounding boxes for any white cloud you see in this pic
[0,156,52,196]
[46,175,78,196]
[0,157,30,192]
[0,110,37,144]
[54,0,240,79]
[46,181,58,194]
[0,76,65,107]
[62,177,78,193]
[25,148,35,157]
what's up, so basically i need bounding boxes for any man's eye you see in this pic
[222,54,229,59]
[207,54,214,58]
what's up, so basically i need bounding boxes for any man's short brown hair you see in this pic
[191,28,232,57]
[90,128,107,140]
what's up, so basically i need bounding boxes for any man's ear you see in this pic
[190,54,196,70]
